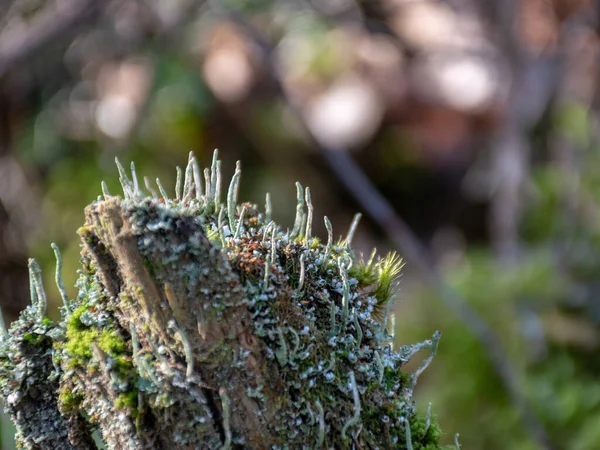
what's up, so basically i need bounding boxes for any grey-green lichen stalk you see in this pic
[0,151,449,450]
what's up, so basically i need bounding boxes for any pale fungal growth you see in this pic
[455,433,461,449]
[404,416,414,450]
[0,304,6,339]
[411,330,442,391]
[275,327,288,366]
[324,353,336,373]
[323,216,333,267]
[28,262,37,306]
[219,387,232,450]
[380,299,393,343]
[144,176,158,199]
[192,154,203,200]
[305,402,315,426]
[344,212,362,250]
[425,401,432,434]
[291,182,305,238]
[214,159,222,208]
[300,207,307,241]
[263,260,270,290]
[51,243,70,311]
[175,166,183,201]
[315,399,325,449]
[402,335,436,362]
[233,205,246,239]
[131,161,140,196]
[270,227,276,265]
[115,157,133,198]
[305,187,314,242]
[131,326,158,384]
[288,327,301,360]
[28,259,46,318]
[262,220,273,244]
[297,253,306,291]
[210,150,219,210]
[328,298,337,334]
[101,180,111,199]
[182,152,194,201]
[390,312,397,345]
[203,168,211,207]
[155,177,169,202]
[341,371,361,439]
[217,205,226,247]
[338,258,351,326]
[265,192,272,223]
[227,161,242,232]
[0,150,445,450]
[353,308,362,348]
[169,320,195,378]
[374,350,384,385]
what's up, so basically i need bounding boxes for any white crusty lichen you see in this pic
[0,150,445,450]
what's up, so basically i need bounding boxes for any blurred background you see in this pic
[1,0,600,448]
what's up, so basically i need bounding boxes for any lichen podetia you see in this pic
[0,151,452,450]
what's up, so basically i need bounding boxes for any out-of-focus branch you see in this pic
[0,0,97,79]
[483,0,529,264]
[478,0,563,264]
[210,4,554,449]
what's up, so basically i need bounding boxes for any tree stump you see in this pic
[0,152,444,449]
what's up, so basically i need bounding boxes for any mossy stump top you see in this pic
[0,152,445,449]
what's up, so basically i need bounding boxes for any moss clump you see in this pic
[65,305,128,368]
[22,333,44,345]
[116,391,138,410]
[59,388,84,413]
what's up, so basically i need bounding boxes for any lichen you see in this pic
[0,150,450,449]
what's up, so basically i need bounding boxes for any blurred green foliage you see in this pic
[399,102,600,449]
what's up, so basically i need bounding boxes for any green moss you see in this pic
[67,304,88,331]
[360,404,442,449]
[309,237,320,249]
[373,252,404,309]
[205,228,220,242]
[65,329,94,363]
[116,391,138,410]
[113,355,134,378]
[382,366,409,391]
[77,226,94,244]
[410,414,443,446]
[59,388,84,412]
[65,304,129,368]
[97,329,127,354]
[349,252,379,288]
[22,333,43,345]
[65,328,127,361]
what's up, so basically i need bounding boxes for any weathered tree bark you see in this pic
[0,154,443,449]
[77,197,279,448]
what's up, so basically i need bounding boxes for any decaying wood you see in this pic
[0,155,444,449]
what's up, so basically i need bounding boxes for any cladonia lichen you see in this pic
[0,150,448,449]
